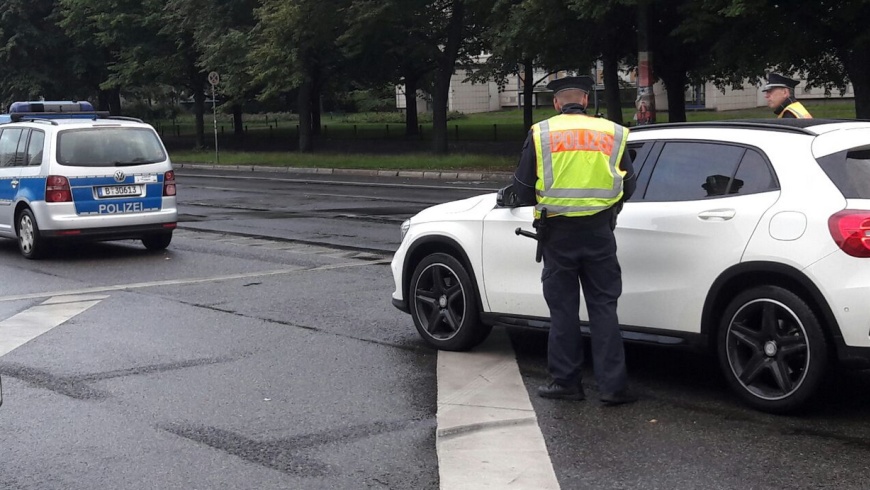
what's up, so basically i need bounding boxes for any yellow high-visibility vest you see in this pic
[532,114,629,218]
[780,101,813,119]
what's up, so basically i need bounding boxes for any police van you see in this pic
[0,101,177,259]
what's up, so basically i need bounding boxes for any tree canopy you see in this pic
[3,0,870,152]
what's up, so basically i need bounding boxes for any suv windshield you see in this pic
[57,128,166,167]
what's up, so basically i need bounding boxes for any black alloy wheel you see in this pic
[409,253,491,351]
[718,285,827,413]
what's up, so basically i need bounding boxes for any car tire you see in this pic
[409,253,491,351]
[17,208,49,260]
[142,232,172,251]
[717,285,827,413]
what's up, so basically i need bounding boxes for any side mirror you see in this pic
[497,184,523,208]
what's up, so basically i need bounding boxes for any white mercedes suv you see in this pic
[391,119,870,413]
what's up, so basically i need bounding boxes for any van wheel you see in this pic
[717,285,827,413]
[17,209,49,259]
[409,253,491,351]
[142,232,172,251]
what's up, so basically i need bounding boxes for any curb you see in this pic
[174,163,512,182]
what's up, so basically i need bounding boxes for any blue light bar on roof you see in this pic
[9,100,96,113]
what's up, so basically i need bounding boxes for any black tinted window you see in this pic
[816,149,870,199]
[26,130,45,166]
[0,128,25,167]
[57,128,166,167]
[731,149,778,195]
[644,142,745,201]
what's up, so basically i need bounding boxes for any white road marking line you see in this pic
[0,260,390,303]
[437,329,560,490]
[0,295,106,357]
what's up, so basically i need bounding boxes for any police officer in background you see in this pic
[511,76,637,406]
[762,73,813,118]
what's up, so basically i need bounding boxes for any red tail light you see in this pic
[45,175,72,203]
[163,170,176,197]
[828,210,870,257]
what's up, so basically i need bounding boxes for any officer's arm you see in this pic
[511,131,538,206]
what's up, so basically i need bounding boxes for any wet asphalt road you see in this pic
[2,168,870,489]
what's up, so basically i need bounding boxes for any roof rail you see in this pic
[106,115,144,123]
[9,111,109,122]
[15,118,59,126]
[629,120,819,135]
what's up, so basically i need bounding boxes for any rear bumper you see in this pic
[41,222,176,240]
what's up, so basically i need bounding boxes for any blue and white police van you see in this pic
[0,101,177,259]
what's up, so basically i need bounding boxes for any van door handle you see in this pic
[698,209,735,221]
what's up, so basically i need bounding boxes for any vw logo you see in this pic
[113,170,126,183]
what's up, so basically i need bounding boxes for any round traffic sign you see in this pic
[208,71,220,86]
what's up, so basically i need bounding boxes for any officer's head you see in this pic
[762,73,799,109]
[547,76,594,112]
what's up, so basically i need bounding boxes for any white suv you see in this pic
[0,101,177,259]
[391,119,870,413]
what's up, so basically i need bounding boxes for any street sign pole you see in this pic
[208,71,220,164]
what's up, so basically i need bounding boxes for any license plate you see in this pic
[98,185,142,197]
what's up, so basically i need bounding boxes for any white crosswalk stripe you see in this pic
[0,295,108,357]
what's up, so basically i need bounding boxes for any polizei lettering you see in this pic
[98,202,144,214]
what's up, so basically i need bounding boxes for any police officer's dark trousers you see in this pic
[541,216,628,395]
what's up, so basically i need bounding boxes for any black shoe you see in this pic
[537,381,585,401]
[600,389,638,406]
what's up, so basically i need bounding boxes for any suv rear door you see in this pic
[617,140,780,333]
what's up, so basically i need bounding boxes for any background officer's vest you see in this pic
[532,114,628,218]
[781,101,812,119]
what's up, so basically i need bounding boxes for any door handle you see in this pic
[698,209,735,221]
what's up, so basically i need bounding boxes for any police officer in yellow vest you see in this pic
[762,73,813,119]
[511,76,637,406]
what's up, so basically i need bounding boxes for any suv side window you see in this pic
[0,128,24,167]
[644,142,745,201]
[26,130,45,166]
[732,148,778,195]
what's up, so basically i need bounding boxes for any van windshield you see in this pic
[57,128,167,167]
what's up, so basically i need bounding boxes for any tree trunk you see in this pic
[602,53,623,124]
[311,86,321,137]
[431,0,465,155]
[431,70,450,155]
[193,89,206,149]
[843,52,870,119]
[97,88,122,116]
[404,74,420,137]
[233,104,243,136]
[659,68,687,123]
[522,61,534,132]
[298,79,314,152]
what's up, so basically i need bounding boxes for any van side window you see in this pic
[0,128,24,167]
[26,130,45,166]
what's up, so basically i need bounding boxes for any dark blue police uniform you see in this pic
[512,84,637,405]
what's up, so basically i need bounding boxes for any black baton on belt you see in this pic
[514,207,548,263]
